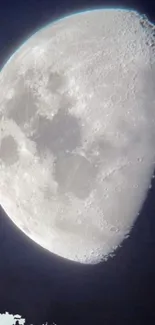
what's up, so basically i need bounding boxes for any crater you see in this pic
[30,108,82,157]
[110,226,119,232]
[22,224,31,235]
[0,135,19,166]
[54,152,99,199]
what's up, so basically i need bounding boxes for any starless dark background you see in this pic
[0,0,155,324]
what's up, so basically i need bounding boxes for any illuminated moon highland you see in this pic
[0,9,155,264]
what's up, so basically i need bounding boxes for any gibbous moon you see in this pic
[0,9,155,264]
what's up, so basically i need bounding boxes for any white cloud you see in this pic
[0,312,57,325]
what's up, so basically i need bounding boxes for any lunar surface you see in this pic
[0,9,155,264]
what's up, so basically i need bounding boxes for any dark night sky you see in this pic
[0,0,155,324]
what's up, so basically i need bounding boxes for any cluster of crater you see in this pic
[0,66,136,201]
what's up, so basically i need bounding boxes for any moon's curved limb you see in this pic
[0,9,155,264]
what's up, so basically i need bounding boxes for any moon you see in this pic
[0,9,155,264]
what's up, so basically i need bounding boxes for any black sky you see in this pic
[0,0,155,324]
